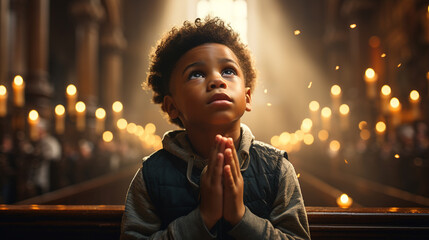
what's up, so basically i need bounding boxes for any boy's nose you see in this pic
[207,77,227,91]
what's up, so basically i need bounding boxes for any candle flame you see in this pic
[409,90,419,101]
[55,105,65,116]
[394,154,400,159]
[145,123,156,134]
[381,53,386,58]
[117,118,127,130]
[301,118,313,132]
[365,68,376,82]
[0,85,6,95]
[66,84,77,96]
[294,30,301,35]
[381,85,391,96]
[309,101,320,111]
[329,140,340,152]
[75,101,86,113]
[337,193,353,208]
[28,110,39,121]
[102,131,113,142]
[13,75,24,86]
[112,101,123,113]
[339,104,350,115]
[349,23,357,29]
[331,85,341,96]
[95,108,106,119]
[335,65,340,70]
[321,107,332,118]
[390,97,400,109]
[303,134,314,145]
[375,121,386,133]
[359,121,368,130]
[360,129,371,140]
[308,81,312,88]
[318,130,329,141]
[127,122,137,134]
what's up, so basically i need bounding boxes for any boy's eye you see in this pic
[222,69,237,76]
[188,71,205,80]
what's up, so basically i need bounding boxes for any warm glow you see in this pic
[335,65,340,70]
[0,85,6,95]
[339,104,350,115]
[117,118,127,130]
[28,110,39,121]
[66,84,77,96]
[112,101,123,113]
[309,101,320,112]
[331,85,341,96]
[375,121,386,133]
[127,122,137,134]
[349,23,357,29]
[301,118,313,132]
[409,90,420,102]
[295,130,304,141]
[358,121,368,130]
[136,125,145,136]
[271,135,280,147]
[360,129,371,140]
[294,30,301,35]
[321,107,332,118]
[55,105,65,116]
[337,193,353,208]
[381,53,386,58]
[279,132,291,145]
[381,85,391,96]
[389,97,400,109]
[318,130,329,141]
[365,68,376,82]
[329,140,340,152]
[395,154,400,159]
[75,101,86,113]
[102,131,113,142]
[95,108,106,119]
[13,75,24,86]
[145,123,156,135]
[303,134,314,145]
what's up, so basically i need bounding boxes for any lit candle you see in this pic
[389,97,401,128]
[75,101,86,131]
[95,108,106,134]
[364,68,377,99]
[55,104,65,135]
[409,90,420,120]
[66,84,77,116]
[0,85,7,117]
[112,101,123,128]
[339,104,350,130]
[12,75,25,107]
[117,118,127,140]
[330,85,341,113]
[375,120,386,144]
[380,85,391,115]
[321,107,332,131]
[309,101,320,129]
[28,110,39,141]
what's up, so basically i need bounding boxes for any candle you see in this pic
[12,75,25,107]
[380,85,391,115]
[375,120,386,144]
[336,193,353,208]
[28,110,39,141]
[321,107,332,131]
[409,90,420,120]
[389,97,401,128]
[339,104,350,130]
[66,84,77,116]
[364,68,377,99]
[112,101,123,128]
[330,85,342,113]
[95,108,106,134]
[0,85,7,117]
[75,101,86,131]
[55,104,65,135]
[309,101,320,129]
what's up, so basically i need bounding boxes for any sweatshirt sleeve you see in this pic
[120,168,216,240]
[228,158,311,240]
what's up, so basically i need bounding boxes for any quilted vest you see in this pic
[142,141,286,238]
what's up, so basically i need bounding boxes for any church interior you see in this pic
[1,0,429,239]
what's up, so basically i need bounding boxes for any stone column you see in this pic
[100,0,126,110]
[26,0,53,116]
[70,0,104,111]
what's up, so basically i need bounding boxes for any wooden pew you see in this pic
[1,205,428,239]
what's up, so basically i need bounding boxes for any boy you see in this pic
[121,18,311,239]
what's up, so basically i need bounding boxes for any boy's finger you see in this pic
[223,164,234,188]
[227,138,241,177]
[224,148,237,181]
[208,135,222,174]
[211,152,224,184]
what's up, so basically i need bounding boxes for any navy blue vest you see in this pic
[142,142,286,237]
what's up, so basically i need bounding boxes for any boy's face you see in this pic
[164,43,251,128]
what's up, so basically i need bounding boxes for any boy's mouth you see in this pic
[208,93,232,104]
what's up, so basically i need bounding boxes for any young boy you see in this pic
[121,18,311,239]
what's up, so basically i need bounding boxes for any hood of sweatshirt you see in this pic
[160,124,255,189]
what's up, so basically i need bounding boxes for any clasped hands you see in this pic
[199,135,245,230]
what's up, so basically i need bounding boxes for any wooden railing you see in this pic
[1,205,428,240]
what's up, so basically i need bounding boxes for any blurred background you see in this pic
[0,0,428,208]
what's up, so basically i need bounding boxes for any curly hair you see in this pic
[145,17,257,128]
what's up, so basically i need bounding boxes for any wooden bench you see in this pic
[1,205,428,239]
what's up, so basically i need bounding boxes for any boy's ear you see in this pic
[245,87,252,112]
[163,95,179,119]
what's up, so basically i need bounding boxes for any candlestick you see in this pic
[66,84,77,116]
[12,75,25,107]
[375,120,386,144]
[75,101,86,131]
[95,108,106,134]
[364,68,377,100]
[28,110,39,141]
[55,104,65,135]
[0,85,7,117]
[380,85,391,115]
[389,97,401,129]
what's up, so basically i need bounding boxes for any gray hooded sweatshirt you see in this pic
[121,124,311,239]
